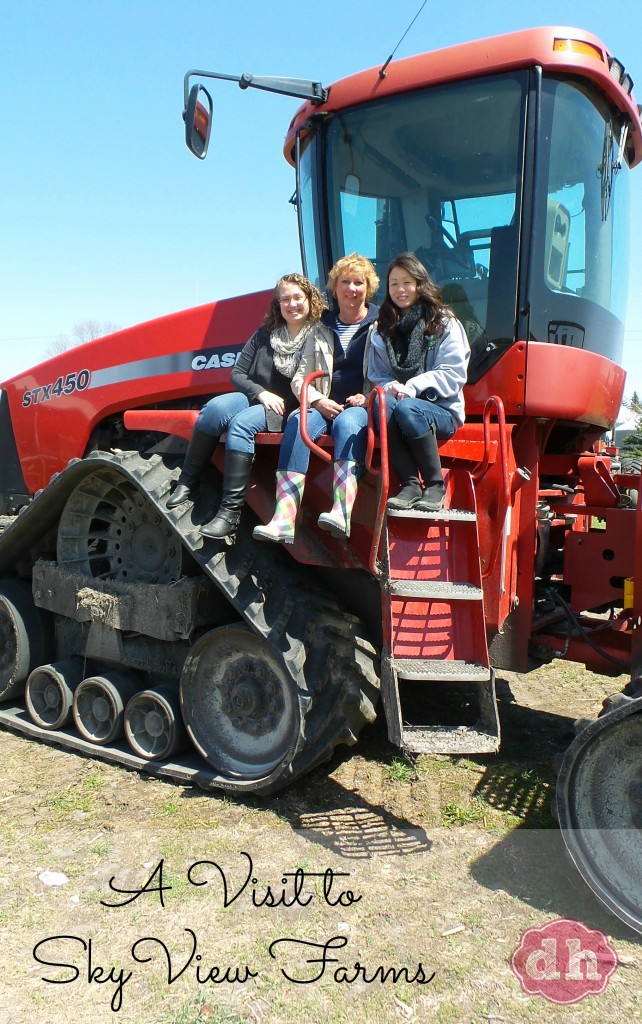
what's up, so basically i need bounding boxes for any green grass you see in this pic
[472,763,557,828]
[385,756,416,784]
[92,839,113,857]
[154,799,182,818]
[441,800,484,826]
[155,993,246,1024]
[435,1003,462,1024]
[41,768,107,814]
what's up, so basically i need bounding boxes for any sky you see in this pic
[1,0,642,402]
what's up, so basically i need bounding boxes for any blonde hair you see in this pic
[326,253,379,300]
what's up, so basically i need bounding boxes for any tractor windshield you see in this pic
[298,69,630,381]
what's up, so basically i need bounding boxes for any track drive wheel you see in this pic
[0,581,53,702]
[56,467,182,583]
[556,694,642,935]
[180,625,299,785]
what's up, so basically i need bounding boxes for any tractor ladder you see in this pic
[367,391,504,756]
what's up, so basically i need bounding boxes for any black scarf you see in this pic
[384,303,437,383]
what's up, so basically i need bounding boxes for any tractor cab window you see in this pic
[299,68,631,380]
[527,77,630,362]
[320,73,527,380]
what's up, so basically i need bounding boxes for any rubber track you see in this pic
[0,449,380,794]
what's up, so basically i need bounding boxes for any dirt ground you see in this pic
[0,661,640,1024]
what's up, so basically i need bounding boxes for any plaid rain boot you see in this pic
[317,459,360,539]
[252,470,306,545]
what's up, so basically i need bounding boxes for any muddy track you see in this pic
[0,448,381,794]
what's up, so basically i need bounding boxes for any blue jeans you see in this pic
[373,393,457,441]
[278,406,368,474]
[195,392,270,454]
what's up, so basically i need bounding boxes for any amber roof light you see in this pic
[553,37,605,61]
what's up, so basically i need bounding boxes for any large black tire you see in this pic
[181,624,299,780]
[620,456,642,475]
[617,457,641,508]
[181,613,379,792]
[556,693,642,935]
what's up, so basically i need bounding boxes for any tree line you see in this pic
[44,320,120,359]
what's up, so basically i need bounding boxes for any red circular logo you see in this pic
[511,918,618,1004]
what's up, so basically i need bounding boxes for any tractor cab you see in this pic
[185,30,638,433]
[293,61,632,394]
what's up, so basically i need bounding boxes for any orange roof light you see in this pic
[553,37,605,62]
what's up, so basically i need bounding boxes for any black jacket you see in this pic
[230,326,298,431]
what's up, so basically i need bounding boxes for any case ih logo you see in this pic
[511,918,618,1004]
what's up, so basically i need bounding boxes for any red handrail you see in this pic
[299,370,332,464]
[472,395,509,497]
[366,387,390,575]
[474,395,512,580]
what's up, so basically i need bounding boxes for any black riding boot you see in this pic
[167,428,219,509]
[386,418,423,510]
[407,430,445,511]
[201,450,254,540]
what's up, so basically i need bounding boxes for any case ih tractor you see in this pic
[0,27,640,933]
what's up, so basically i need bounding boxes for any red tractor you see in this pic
[0,27,640,933]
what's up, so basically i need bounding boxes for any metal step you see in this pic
[388,580,482,600]
[380,656,498,750]
[393,658,490,681]
[387,508,476,521]
[401,723,500,755]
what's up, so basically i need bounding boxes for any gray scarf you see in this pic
[270,322,313,377]
[384,304,437,383]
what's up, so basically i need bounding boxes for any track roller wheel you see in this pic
[73,669,141,744]
[556,693,642,935]
[180,625,299,783]
[124,684,187,760]
[0,580,53,702]
[25,658,86,730]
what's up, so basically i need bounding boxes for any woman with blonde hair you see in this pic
[253,253,379,544]
[168,272,327,542]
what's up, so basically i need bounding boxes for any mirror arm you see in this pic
[183,69,328,110]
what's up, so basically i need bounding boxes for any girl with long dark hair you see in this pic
[368,253,469,511]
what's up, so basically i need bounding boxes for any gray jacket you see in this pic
[366,313,470,427]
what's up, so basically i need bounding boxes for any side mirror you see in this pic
[184,84,212,159]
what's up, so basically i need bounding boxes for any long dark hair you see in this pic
[378,252,449,340]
